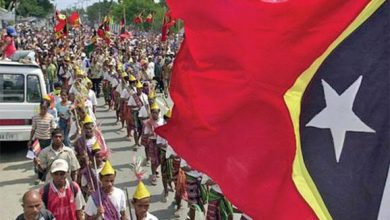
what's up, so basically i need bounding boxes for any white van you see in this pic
[0,59,47,141]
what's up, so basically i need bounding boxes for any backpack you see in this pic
[42,181,79,208]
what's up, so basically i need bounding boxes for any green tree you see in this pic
[111,0,168,31]
[11,0,54,18]
[86,0,117,25]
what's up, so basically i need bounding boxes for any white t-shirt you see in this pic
[88,90,98,106]
[144,118,164,139]
[110,75,119,88]
[58,65,66,78]
[84,187,127,217]
[120,89,130,99]
[156,135,168,146]
[81,58,90,72]
[115,80,123,93]
[85,99,96,121]
[121,86,135,100]
[103,71,111,81]
[66,70,75,86]
[85,136,97,152]
[146,62,155,79]
[138,96,150,118]
[128,93,149,118]
[130,211,158,220]
[81,164,104,187]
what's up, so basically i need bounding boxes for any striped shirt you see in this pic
[32,113,56,140]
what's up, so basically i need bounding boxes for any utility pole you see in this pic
[14,0,17,25]
[98,0,101,23]
[122,0,126,26]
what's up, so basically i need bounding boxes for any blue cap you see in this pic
[6,26,17,37]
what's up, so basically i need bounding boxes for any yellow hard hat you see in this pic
[129,74,136,81]
[83,114,94,124]
[133,181,151,200]
[164,109,172,118]
[83,77,92,86]
[92,141,101,151]
[150,102,159,111]
[148,90,156,99]
[76,68,85,76]
[136,81,143,88]
[121,71,128,78]
[100,160,115,176]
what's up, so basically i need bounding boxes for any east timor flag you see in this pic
[157,0,388,219]
[289,1,389,220]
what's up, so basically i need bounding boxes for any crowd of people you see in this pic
[1,22,250,220]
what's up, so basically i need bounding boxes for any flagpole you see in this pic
[98,0,101,24]
[125,187,134,220]
[93,156,105,220]
[122,0,126,27]
[87,165,96,192]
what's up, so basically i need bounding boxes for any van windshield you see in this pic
[27,75,42,102]
[0,74,24,102]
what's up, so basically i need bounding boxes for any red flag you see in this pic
[161,10,176,42]
[54,20,67,39]
[120,31,132,40]
[97,24,105,38]
[54,11,67,39]
[119,17,126,34]
[119,17,131,40]
[120,17,125,28]
[68,11,80,28]
[103,16,111,32]
[144,13,153,23]
[157,0,371,219]
[133,15,143,24]
[54,20,66,32]
[96,17,111,45]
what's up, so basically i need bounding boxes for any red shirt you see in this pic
[3,36,16,58]
[44,183,78,220]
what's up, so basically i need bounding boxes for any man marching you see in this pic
[84,160,127,220]
[143,103,164,186]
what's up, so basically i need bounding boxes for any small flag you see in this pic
[54,11,68,39]
[103,16,111,32]
[31,139,41,156]
[68,11,81,28]
[161,10,176,42]
[145,13,153,23]
[133,14,143,24]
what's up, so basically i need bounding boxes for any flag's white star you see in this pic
[306,75,375,163]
